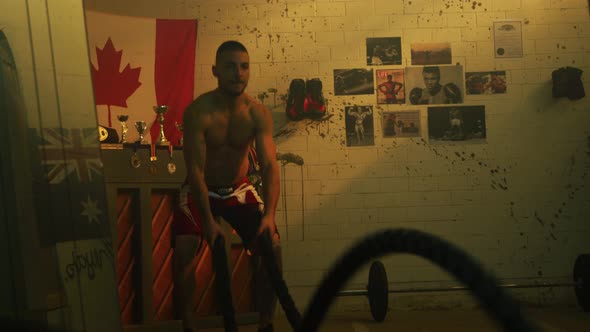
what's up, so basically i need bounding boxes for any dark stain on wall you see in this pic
[440,0,487,11]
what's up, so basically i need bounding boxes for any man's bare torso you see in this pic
[194,90,258,187]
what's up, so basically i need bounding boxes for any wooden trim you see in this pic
[195,313,260,328]
[123,320,183,332]
[106,184,119,255]
[139,187,154,322]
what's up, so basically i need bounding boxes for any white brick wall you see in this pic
[84,0,590,312]
[316,2,346,17]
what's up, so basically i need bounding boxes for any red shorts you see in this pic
[173,178,268,248]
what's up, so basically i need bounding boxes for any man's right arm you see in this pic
[182,101,220,244]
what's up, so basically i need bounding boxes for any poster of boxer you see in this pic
[405,65,464,105]
[334,68,375,96]
[366,37,402,65]
[427,105,486,144]
[376,69,405,104]
[465,70,507,94]
[382,111,421,138]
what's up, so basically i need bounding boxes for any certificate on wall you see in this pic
[493,21,523,58]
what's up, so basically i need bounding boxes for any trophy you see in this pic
[117,114,129,143]
[153,105,169,145]
[134,121,147,144]
[175,121,183,146]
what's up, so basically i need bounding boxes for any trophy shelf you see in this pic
[100,144,185,183]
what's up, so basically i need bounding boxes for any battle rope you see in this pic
[213,228,541,332]
[298,228,541,332]
[212,232,302,331]
[258,232,303,330]
[212,236,238,332]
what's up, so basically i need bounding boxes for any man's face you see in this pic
[213,50,250,96]
[423,72,440,92]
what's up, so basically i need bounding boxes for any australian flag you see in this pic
[30,127,111,246]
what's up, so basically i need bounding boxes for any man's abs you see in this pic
[201,99,257,186]
[205,146,251,186]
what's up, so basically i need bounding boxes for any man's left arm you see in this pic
[253,104,280,236]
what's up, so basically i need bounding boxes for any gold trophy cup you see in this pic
[117,114,129,143]
[134,121,147,144]
[153,105,169,145]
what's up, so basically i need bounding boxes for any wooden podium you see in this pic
[101,144,259,331]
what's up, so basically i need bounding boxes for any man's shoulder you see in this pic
[192,91,218,107]
[246,95,269,117]
[185,91,217,115]
[244,95,273,131]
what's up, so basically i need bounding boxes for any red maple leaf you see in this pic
[91,38,142,127]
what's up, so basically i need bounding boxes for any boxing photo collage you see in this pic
[333,37,507,147]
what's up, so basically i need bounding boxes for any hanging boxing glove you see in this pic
[286,79,306,121]
[565,67,585,100]
[304,78,326,119]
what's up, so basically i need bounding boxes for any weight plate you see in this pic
[367,260,388,322]
[574,254,590,312]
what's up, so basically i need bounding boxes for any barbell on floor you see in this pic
[337,254,590,322]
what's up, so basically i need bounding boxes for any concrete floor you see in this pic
[199,308,590,332]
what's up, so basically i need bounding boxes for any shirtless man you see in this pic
[174,40,281,332]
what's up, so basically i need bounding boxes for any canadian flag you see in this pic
[85,11,197,145]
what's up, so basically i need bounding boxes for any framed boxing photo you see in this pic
[427,105,486,144]
[465,70,507,95]
[334,68,374,96]
[382,111,421,138]
[376,69,405,104]
[405,65,464,105]
[366,37,402,66]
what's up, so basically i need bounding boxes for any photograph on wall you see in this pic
[334,68,374,96]
[427,105,486,144]
[376,69,405,104]
[493,21,523,58]
[382,111,421,138]
[366,37,402,66]
[345,105,374,147]
[465,71,507,95]
[405,65,464,105]
[411,42,452,65]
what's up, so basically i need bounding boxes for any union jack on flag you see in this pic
[31,127,109,245]
[39,127,103,184]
